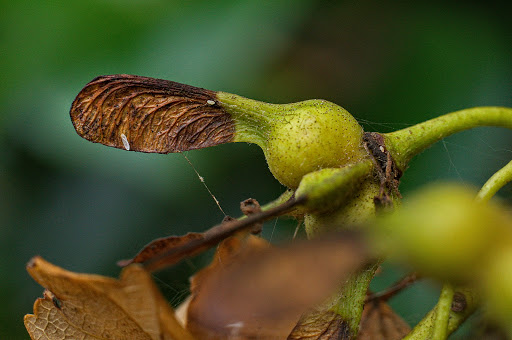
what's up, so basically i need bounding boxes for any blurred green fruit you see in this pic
[376,183,510,281]
[481,247,512,335]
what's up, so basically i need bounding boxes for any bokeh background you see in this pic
[2,1,512,338]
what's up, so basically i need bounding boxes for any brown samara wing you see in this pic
[70,74,235,153]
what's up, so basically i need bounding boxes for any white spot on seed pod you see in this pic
[121,133,130,151]
[207,100,216,105]
[379,146,385,153]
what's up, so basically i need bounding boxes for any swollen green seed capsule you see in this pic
[71,75,369,190]
[218,93,367,188]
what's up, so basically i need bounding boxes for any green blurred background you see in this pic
[2,1,511,338]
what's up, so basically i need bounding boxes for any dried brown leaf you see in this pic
[70,74,235,153]
[288,310,350,340]
[357,300,410,340]
[186,232,370,339]
[189,233,270,296]
[24,256,194,340]
[118,232,205,267]
[288,299,410,340]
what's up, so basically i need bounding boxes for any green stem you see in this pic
[293,162,381,337]
[384,107,512,171]
[332,263,381,336]
[404,287,477,340]
[259,189,295,212]
[476,160,512,203]
[431,283,455,340]
[217,92,275,149]
[295,160,373,213]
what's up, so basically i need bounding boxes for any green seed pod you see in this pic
[304,180,381,237]
[70,75,369,190]
[217,93,367,189]
[294,161,373,213]
[292,161,379,236]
